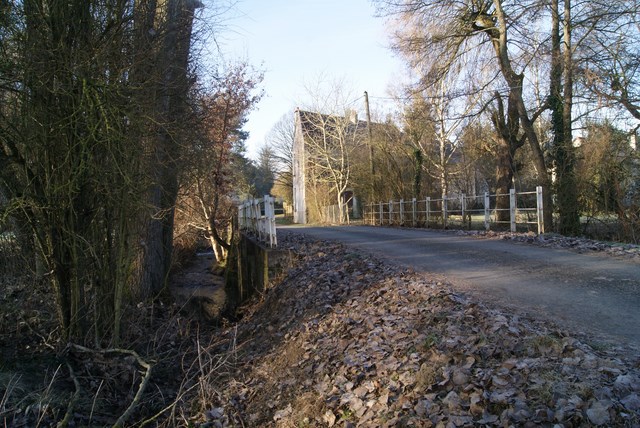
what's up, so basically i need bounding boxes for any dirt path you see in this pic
[281,225,640,347]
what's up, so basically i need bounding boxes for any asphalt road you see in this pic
[281,225,640,347]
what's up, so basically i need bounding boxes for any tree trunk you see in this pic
[494,141,514,222]
[490,0,554,230]
[491,91,522,223]
[552,0,580,235]
[135,0,198,298]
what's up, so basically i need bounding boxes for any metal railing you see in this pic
[238,195,277,247]
[363,186,544,234]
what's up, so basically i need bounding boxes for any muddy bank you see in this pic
[170,252,226,321]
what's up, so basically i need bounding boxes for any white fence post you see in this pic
[510,188,517,232]
[536,185,544,234]
[484,192,490,230]
[265,195,277,247]
[412,198,417,226]
[461,194,466,227]
[379,202,383,225]
[400,199,404,225]
[388,200,393,224]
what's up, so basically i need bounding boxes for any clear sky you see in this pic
[211,0,405,159]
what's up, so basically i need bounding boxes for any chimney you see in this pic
[348,109,358,124]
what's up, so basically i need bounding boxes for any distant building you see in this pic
[293,108,368,224]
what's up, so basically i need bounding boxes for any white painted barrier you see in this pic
[238,195,277,247]
[363,187,544,234]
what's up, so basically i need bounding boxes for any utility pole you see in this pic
[364,91,374,175]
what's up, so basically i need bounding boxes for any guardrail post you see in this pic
[379,202,383,225]
[461,194,466,228]
[412,198,417,226]
[389,200,393,225]
[400,199,404,225]
[510,188,516,232]
[536,185,544,234]
[484,192,490,230]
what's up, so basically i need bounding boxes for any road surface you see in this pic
[281,225,640,347]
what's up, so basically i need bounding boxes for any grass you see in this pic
[275,214,294,225]
[529,334,563,355]
[338,408,355,422]
[420,333,439,351]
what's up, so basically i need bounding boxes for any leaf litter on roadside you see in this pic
[202,231,640,427]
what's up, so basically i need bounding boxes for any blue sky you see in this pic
[212,0,405,159]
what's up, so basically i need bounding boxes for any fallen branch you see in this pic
[56,362,80,428]
[67,343,153,428]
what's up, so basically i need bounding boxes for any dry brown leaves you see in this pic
[202,231,640,427]
[456,230,640,262]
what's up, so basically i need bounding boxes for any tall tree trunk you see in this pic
[488,0,554,230]
[491,92,523,222]
[549,0,579,235]
[135,0,198,298]
[556,0,580,235]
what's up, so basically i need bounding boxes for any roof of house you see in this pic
[295,108,398,144]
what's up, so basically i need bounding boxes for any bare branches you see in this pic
[174,61,263,261]
[65,343,153,428]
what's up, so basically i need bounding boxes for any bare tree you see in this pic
[0,0,211,344]
[175,62,263,262]
[375,0,555,226]
[376,0,640,233]
[579,2,640,122]
[266,113,296,203]
[576,121,640,241]
[296,77,363,223]
[297,109,362,223]
[402,94,436,198]
[0,0,153,343]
